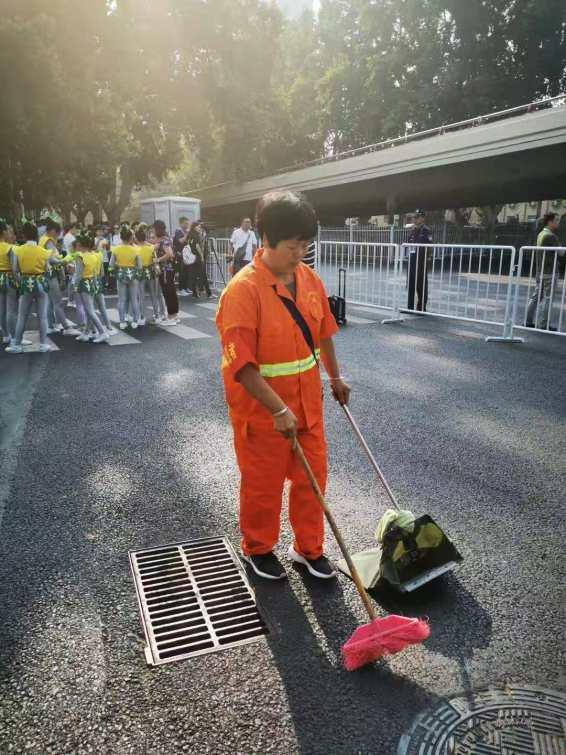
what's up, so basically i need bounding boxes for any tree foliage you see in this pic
[1,0,564,221]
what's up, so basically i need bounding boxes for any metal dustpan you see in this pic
[339,406,463,593]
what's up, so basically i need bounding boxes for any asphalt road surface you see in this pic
[1,297,564,754]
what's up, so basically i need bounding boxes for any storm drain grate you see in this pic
[129,536,268,665]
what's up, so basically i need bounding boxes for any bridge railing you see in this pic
[193,94,565,192]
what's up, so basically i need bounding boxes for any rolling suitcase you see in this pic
[328,268,347,326]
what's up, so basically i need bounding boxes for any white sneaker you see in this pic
[5,344,23,354]
[21,339,33,346]
[131,321,138,330]
[54,324,65,333]
[139,318,146,326]
[93,333,109,343]
[287,546,336,579]
[119,322,127,330]
[76,333,91,342]
[125,314,132,322]
[39,343,54,353]
[63,328,81,336]
[178,290,189,297]
[106,327,118,336]
[2,336,11,344]
[160,318,178,326]
[47,327,58,335]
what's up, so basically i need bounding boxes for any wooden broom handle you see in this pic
[293,439,376,621]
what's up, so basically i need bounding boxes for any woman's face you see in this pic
[264,237,309,274]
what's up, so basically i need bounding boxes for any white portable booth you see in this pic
[139,196,201,235]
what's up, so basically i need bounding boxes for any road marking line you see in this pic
[22,332,60,352]
[157,323,212,340]
[107,331,142,346]
[194,301,218,311]
[347,315,377,324]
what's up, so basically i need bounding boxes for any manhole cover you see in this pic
[129,536,268,665]
[398,685,566,755]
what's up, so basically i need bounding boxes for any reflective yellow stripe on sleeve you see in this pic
[259,349,320,378]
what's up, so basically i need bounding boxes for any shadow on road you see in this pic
[252,570,441,755]
[370,572,493,705]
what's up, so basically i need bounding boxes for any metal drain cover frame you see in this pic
[129,535,268,666]
[398,684,566,755]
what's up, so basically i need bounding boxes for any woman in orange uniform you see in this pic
[216,191,350,580]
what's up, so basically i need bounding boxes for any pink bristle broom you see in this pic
[293,441,430,671]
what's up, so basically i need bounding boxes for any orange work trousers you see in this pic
[232,414,327,560]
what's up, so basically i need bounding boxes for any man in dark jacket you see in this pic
[526,212,564,330]
[407,210,432,311]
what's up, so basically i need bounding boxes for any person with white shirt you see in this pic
[62,224,77,253]
[111,225,122,247]
[229,217,257,275]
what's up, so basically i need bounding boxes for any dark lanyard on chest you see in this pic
[273,285,319,367]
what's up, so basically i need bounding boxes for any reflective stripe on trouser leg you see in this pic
[48,276,68,327]
[117,279,128,322]
[36,284,49,344]
[0,288,18,339]
[129,279,141,322]
[80,292,105,334]
[7,288,17,337]
[287,420,326,560]
[233,421,289,556]
[14,292,34,345]
[94,292,111,329]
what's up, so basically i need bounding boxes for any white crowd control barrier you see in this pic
[508,246,566,337]
[205,237,231,291]
[394,243,518,338]
[317,241,399,310]
[206,238,565,343]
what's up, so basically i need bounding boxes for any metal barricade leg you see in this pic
[486,248,524,343]
[382,245,404,324]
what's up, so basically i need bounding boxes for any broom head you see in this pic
[341,614,430,671]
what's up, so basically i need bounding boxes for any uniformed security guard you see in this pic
[407,210,432,312]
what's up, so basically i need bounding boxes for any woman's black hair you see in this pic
[543,212,557,225]
[135,227,147,243]
[153,220,166,237]
[46,219,61,234]
[76,231,94,249]
[188,221,200,239]
[255,191,317,248]
[23,222,38,242]
[120,224,133,243]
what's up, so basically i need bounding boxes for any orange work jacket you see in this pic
[215,249,338,429]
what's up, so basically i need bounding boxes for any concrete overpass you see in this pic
[193,99,566,224]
